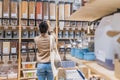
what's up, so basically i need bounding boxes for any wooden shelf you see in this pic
[66,54,119,80]
[0,38,19,40]
[21,68,37,71]
[0,77,17,80]
[21,38,34,40]
[20,77,37,79]
[0,54,17,56]
[58,38,78,40]
[66,54,94,64]
[86,63,119,80]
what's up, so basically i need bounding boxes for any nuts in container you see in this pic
[5,27,12,38]
[10,41,18,54]
[28,42,35,49]
[23,70,37,78]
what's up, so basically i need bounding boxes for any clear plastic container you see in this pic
[22,62,36,69]
[23,70,37,78]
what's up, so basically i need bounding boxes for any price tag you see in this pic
[11,13,17,18]
[4,26,8,29]
[78,27,81,30]
[72,28,75,30]
[12,26,17,29]
[44,16,48,19]
[11,48,17,53]
[22,46,26,49]
[97,50,106,62]
[30,26,34,30]
[37,14,42,19]
[3,48,9,54]
[59,22,64,30]
[66,27,69,30]
[30,14,35,19]
[50,16,55,19]
[23,13,27,18]
[3,13,9,17]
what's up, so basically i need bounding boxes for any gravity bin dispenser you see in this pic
[95,12,120,70]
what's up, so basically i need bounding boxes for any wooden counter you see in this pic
[66,54,119,80]
[0,77,17,80]
[86,63,119,80]
[66,54,95,64]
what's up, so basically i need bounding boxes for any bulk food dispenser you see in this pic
[95,13,120,70]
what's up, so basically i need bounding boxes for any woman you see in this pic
[34,21,54,80]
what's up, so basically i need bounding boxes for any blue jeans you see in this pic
[37,63,53,80]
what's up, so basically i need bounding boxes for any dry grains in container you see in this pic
[10,41,18,54]
[11,0,18,18]
[3,0,10,18]
[0,0,3,18]
[59,2,64,20]
[3,41,10,54]
[43,1,48,19]
[50,1,55,20]
[64,3,70,19]
[29,0,35,19]
[21,0,28,18]
[36,0,42,19]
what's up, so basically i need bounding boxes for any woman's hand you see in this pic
[47,20,52,32]
[47,20,51,27]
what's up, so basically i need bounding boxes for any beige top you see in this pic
[34,34,50,63]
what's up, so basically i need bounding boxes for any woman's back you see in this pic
[34,34,50,63]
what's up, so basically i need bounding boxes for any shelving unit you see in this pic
[20,68,37,71]
[0,24,19,80]
[0,0,119,80]
[18,0,76,79]
[86,62,119,80]
[0,38,19,40]
[20,77,37,79]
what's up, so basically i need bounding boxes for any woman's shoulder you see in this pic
[34,36,39,42]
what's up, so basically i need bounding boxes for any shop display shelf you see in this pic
[86,63,119,80]
[0,38,19,40]
[58,38,77,40]
[22,38,34,40]
[20,76,37,80]
[21,68,37,71]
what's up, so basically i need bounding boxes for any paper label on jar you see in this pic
[96,50,105,62]
[22,46,26,49]
[37,14,42,19]
[3,13,9,17]
[50,16,55,19]
[12,26,17,29]
[44,16,48,19]
[66,28,69,30]
[23,13,27,18]
[72,28,75,30]
[11,13,17,18]
[30,14,35,19]
[3,48,9,54]
[4,26,9,29]
[11,48,17,53]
